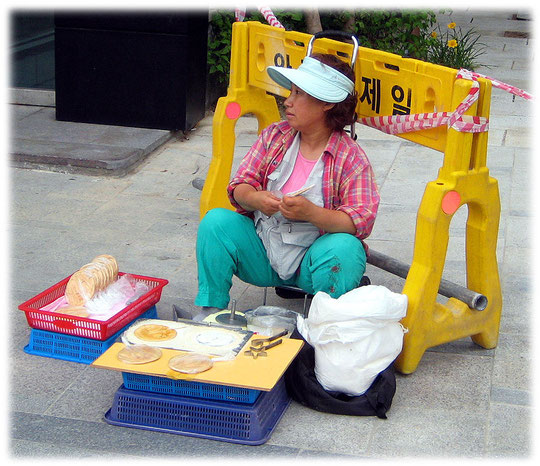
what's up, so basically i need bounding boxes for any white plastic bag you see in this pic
[85,274,149,320]
[244,306,298,336]
[296,285,408,396]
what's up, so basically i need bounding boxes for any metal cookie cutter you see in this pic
[244,339,283,359]
[250,329,288,348]
[244,330,288,359]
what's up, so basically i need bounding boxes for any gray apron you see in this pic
[254,133,324,280]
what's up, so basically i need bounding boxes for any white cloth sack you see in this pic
[296,285,408,396]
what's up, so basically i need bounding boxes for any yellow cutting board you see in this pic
[92,337,303,391]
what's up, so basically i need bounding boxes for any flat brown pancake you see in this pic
[117,345,162,364]
[168,353,213,374]
[65,271,96,306]
[134,324,177,342]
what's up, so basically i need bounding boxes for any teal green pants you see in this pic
[195,208,367,309]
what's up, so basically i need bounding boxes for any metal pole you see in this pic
[367,249,488,311]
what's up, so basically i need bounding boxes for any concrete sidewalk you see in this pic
[8,10,534,461]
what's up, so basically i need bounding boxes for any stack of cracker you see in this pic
[65,255,119,308]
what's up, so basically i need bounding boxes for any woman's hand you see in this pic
[280,195,357,235]
[233,184,281,216]
[252,191,282,217]
[279,195,314,222]
[234,184,357,235]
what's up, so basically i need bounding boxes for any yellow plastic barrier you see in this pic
[201,21,501,374]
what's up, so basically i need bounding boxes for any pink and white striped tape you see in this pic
[361,112,489,134]
[234,7,246,22]
[258,5,285,29]
[234,5,284,29]
[360,69,489,134]
[360,67,533,135]
[466,69,533,101]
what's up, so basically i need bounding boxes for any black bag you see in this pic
[284,330,396,419]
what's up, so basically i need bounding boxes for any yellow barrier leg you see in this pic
[199,87,280,218]
[396,168,502,374]
[465,170,503,348]
[397,181,453,374]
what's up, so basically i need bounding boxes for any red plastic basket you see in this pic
[19,272,169,340]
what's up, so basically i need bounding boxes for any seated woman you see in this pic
[190,53,380,321]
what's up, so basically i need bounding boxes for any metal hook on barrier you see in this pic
[306,30,359,68]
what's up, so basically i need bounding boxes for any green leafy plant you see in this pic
[320,10,437,59]
[426,21,487,70]
[207,11,235,86]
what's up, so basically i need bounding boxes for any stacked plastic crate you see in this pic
[104,367,291,445]
[19,272,169,364]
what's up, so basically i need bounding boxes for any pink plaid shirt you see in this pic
[228,121,380,239]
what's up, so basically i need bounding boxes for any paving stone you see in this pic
[367,406,487,458]
[486,403,531,457]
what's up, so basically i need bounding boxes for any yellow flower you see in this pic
[447,39,458,48]
[431,31,437,38]
[448,22,456,29]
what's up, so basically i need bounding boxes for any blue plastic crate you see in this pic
[104,376,290,445]
[24,305,157,364]
[122,372,260,404]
